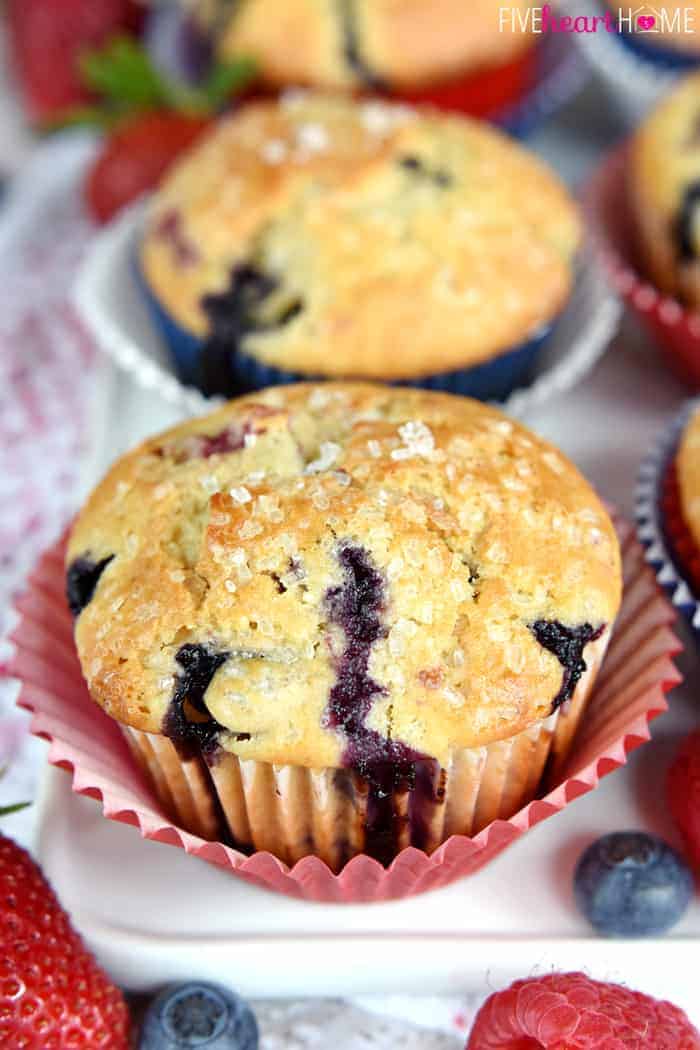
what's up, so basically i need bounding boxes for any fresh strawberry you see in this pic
[466,971,700,1049]
[75,36,255,223]
[0,833,130,1049]
[6,0,144,124]
[84,110,211,224]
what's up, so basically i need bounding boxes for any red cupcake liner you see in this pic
[8,516,681,903]
[387,44,537,120]
[242,34,583,136]
[390,33,585,135]
[584,142,700,388]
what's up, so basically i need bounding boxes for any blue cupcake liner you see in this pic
[136,260,552,402]
[497,32,587,139]
[636,398,700,639]
[614,23,700,71]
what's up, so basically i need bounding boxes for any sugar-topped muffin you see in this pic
[630,74,700,308]
[192,0,535,90]
[140,93,580,396]
[67,383,620,869]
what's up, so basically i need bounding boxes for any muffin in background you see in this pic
[630,73,700,308]
[66,383,621,872]
[664,402,700,595]
[140,93,581,398]
[190,0,535,95]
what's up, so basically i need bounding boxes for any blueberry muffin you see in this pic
[677,405,700,551]
[665,403,700,596]
[67,383,621,871]
[140,93,581,397]
[630,74,700,307]
[191,0,535,91]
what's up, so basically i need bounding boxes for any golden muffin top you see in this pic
[141,93,580,379]
[192,0,535,89]
[68,383,621,771]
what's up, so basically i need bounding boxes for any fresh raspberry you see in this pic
[668,730,700,871]
[0,833,130,1049]
[466,972,700,1049]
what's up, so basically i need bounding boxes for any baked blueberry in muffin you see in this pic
[68,383,620,869]
[141,93,580,397]
[191,0,536,92]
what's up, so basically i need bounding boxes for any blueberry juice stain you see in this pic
[324,544,440,864]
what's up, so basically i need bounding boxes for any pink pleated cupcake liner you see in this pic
[8,514,682,903]
[584,142,700,389]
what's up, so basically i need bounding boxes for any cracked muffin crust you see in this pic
[67,383,621,775]
[191,0,535,90]
[630,74,700,309]
[140,93,581,381]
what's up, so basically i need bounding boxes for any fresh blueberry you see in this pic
[574,831,693,938]
[139,981,258,1049]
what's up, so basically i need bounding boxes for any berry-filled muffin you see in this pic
[191,0,536,105]
[140,93,581,399]
[67,383,621,871]
[664,402,700,594]
[630,73,700,308]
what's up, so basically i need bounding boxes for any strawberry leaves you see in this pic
[58,35,256,129]
[196,54,257,112]
[80,35,172,113]
[0,803,30,817]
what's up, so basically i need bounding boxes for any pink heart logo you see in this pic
[637,14,656,29]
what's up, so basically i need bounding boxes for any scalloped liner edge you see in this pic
[7,522,682,902]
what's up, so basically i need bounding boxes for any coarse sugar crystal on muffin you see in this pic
[67,383,621,870]
[140,93,581,394]
[630,73,700,309]
[191,0,535,91]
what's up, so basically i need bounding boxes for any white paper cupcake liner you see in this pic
[9,516,682,902]
[120,632,607,875]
